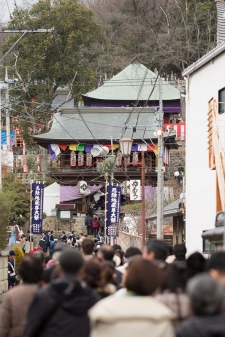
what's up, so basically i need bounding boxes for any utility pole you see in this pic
[0,29,54,63]
[156,77,164,239]
[0,83,8,190]
[0,28,54,174]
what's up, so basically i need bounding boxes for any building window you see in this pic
[202,234,216,254]
[218,87,225,114]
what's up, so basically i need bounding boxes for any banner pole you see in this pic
[104,173,108,244]
[30,180,33,251]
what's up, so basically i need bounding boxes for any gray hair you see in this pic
[187,273,223,315]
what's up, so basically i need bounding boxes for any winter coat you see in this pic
[85,216,93,227]
[99,218,105,228]
[39,238,46,251]
[156,291,191,322]
[92,219,99,229]
[89,295,176,337]
[0,283,39,337]
[175,314,225,337]
[60,234,67,242]
[26,275,99,337]
[8,259,16,288]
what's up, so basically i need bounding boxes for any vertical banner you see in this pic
[31,183,44,234]
[130,180,141,200]
[106,185,121,237]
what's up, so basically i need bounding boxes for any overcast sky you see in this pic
[1,0,37,24]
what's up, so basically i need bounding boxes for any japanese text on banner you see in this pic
[106,185,121,237]
[31,183,44,235]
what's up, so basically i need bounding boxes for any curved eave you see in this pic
[202,227,224,241]
[32,134,178,150]
[82,95,180,101]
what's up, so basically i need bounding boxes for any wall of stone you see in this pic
[166,141,185,180]
[0,251,9,304]
[43,216,87,237]
[117,231,142,251]
[29,217,87,248]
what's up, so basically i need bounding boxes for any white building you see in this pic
[43,182,60,216]
[182,0,225,254]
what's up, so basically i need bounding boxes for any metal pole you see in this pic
[5,68,10,150]
[110,137,114,185]
[0,29,55,63]
[141,151,146,249]
[104,175,108,244]
[156,77,164,239]
[0,85,2,190]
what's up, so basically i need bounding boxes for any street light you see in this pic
[119,138,133,173]
[119,138,133,157]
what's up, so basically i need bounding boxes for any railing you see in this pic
[46,165,158,174]
[164,123,186,140]
[48,152,156,174]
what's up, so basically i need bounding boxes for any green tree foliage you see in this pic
[2,0,107,138]
[0,191,12,250]
[96,156,116,175]
[2,174,30,228]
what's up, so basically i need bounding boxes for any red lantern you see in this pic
[116,152,122,166]
[78,152,84,166]
[86,153,92,167]
[132,152,139,166]
[70,151,76,166]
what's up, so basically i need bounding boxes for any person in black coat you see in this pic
[176,273,225,337]
[39,233,47,252]
[60,231,67,242]
[8,250,16,288]
[49,231,54,242]
[85,214,93,235]
[68,231,76,245]
[26,249,99,337]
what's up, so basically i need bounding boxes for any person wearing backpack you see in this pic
[99,217,105,236]
[92,215,99,238]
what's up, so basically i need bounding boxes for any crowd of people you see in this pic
[2,239,225,337]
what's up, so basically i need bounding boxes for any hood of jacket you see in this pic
[176,314,225,337]
[49,276,98,315]
[89,295,176,323]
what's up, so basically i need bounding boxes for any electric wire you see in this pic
[2,1,185,186]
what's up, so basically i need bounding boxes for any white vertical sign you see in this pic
[130,180,141,200]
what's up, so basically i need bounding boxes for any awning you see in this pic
[146,199,181,221]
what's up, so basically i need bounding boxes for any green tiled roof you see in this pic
[33,108,174,143]
[83,62,180,101]
[33,108,176,148]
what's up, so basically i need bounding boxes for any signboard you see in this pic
[31,182,44,234]
[106,185,121,237]
[57,210,73,220]
[130,180,141,200]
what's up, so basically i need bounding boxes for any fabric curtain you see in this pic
[60,184,104,202]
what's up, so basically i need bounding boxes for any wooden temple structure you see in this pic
[32,59,180,214]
